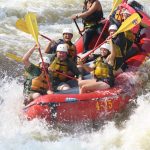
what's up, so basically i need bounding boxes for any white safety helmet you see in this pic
[109,24,118,31]
[62,28,73,35]
[56,44,68,53]
[39,56,50,64]
[100,43,111,52]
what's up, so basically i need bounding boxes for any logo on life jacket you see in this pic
[132,19,138,25]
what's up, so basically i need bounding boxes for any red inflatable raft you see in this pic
[23,4,150,125]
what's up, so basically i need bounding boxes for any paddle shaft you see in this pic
[74,19,83,36]
[85,0,124,58]
[40,34,52,41]
[53,70,78,81]
[38,47,52,91]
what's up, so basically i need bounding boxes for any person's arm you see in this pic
[107,39,116,66]
[71,1,101,19]
[22,44,39,68]
[44,40,56,54]
[78,60,94,72]
[68,60,82,79]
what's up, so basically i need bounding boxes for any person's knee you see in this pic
[57,83,70,91]
[32,93,41,99]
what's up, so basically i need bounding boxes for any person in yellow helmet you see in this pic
[23,44,53,105]
[78,40,115,94]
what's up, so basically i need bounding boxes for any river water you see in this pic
[0,0,150,150]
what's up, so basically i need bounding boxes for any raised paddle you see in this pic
[16,18,52,41]
[81,13,142,60]
[25,12,52,91]
[5,53,22,62]
[112,13,141,37]
[110,0,123,15]
[73,19,82,36]
[90,0,124,56]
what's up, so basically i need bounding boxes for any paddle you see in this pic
[25,12,52,91]
[5,53,22,62]
[52,70,78,81]
[81,13,142,60]
[73,19,82,36]
[16,18,52,41]
[90,0,124,57]
[110,0,123,15]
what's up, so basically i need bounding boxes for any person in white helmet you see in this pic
[49,44,82,91]
[45,27,77,62]
[108,24,118,36]
[78,40,116,93]
[22,44,54,105]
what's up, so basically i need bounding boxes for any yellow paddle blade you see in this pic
[113,13,141,37]
[25,12,39,44]
[5,53,22,62]
[16,18,30,34]
[110,0,123,16]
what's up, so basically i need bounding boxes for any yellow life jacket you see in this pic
[94,58,110,79]
[31,72,49,92]
[124,31,135,42]
[115,10,123,21]
[114,43,123,57]
[50,58,68,81]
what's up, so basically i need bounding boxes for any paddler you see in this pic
[22,44,54,105]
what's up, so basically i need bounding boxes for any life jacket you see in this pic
[30,72,49,92]
[119,3,141,34]
[124,31,135,51]
[113,43,125,71]
[54,39,76,61]
[114,9,124,22]
[94,57,114,87]
[66,41,77,61]
[50,58,69,81]
[124,31,135,42]
[82,1,103,28]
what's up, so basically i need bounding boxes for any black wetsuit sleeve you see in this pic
[67,59,82,78]
[113,32,126,49]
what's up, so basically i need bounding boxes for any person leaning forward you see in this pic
[49,44,82,91]
[22,44,54,105]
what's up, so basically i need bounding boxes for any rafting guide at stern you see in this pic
[71,0,104,54]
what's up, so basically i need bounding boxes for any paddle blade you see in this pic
[114,13,141,36]
[110,0,123,15]
[25,12,39,44]
[5,53,22,62]
[16,19,30,34]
